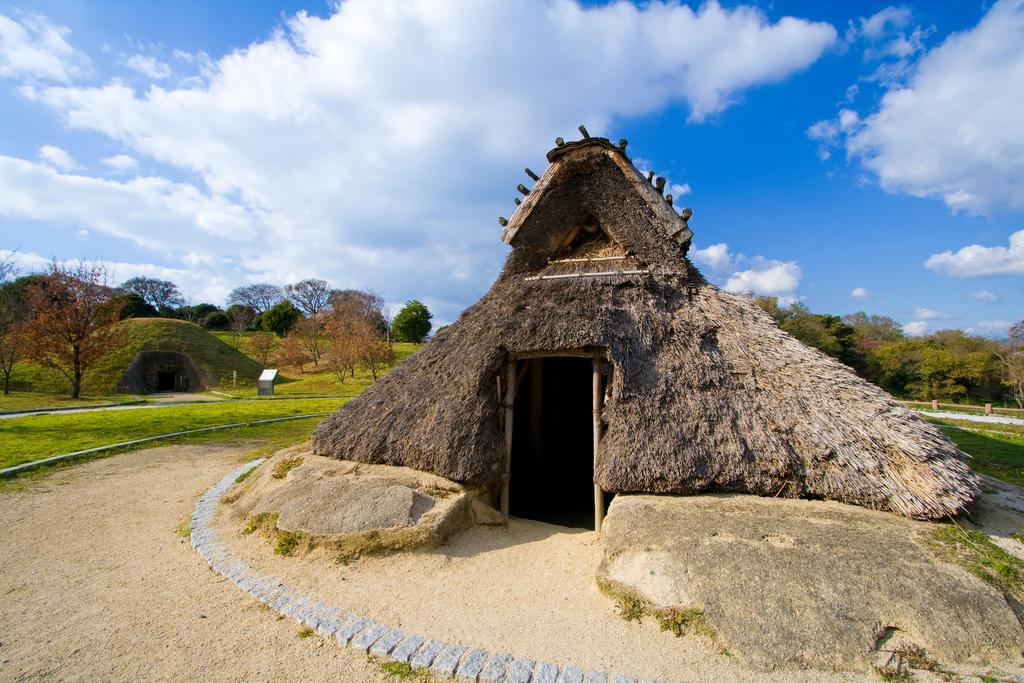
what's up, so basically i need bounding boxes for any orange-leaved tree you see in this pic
[13,262,124,398]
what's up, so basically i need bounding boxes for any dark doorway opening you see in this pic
[157,371,177,391]
[509,356,596,529]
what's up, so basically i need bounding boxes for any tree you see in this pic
[227,283,284,313]
[391,299,432,343]
[226,304,256,344]
[0,268,29,395]
[262,300,302,337]
[330,289,387,336]
[0,278,29,395]
[1000,321,1024,408]
[248,332,277,367]
[12,262,124,398]
[323,313,395,382]
[201,311,230,330]
[273,333,311,373]
[286,278,333,317]
[293,315,326,366]
[120,276,185,313]
[113,293,159,319]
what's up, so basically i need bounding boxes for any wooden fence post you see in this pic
[501,357,516,519]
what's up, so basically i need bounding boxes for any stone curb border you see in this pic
[192,460,663,683]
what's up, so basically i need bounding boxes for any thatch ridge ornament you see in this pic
[314,130,979,523]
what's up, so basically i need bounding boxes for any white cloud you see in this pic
[850,287,869,299]
[4,1,836,318]
[925,229,1024,277]
[0,248,235,303]
[972,289,1000,303]
[829,0,1024,212]
[913,306,947,320]
[125,54,171,80]
[859,6,912,40]
[0,155,262,249]
[724,257,801,296]
[903,320,928,336]
[668,182,691,197]
[101,154,138,172]
[37,144,76,171]
[690,242,733,272]
[0,12,86,82]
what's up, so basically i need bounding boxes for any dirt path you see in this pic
[0,445,389,682]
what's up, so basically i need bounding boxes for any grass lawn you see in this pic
[0,397,350,471]
[211,338,422,397]
[929,418,1024,487]
[0,392,142,412]
[0,415,325,492]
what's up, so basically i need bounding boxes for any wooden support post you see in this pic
[501,357,516,519]
[931,399,939,410]
[593,354,605,532]
[985,403,993,415]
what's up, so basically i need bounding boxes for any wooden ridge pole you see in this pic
[593,354,605,532]
[501,356,516,519]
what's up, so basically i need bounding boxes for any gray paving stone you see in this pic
[533,662,560,683]
[586,674,608,683]
[369,628,405,658]
[639,679,662,683]
[391,634,425,664]
[557,667,585,683]
[455,648,489,681]
[506,657,536,683]
[351,622,389,653]
[335,617,371,645]
[410,639,445,670]
[430,643,466,678]
[610,677,636,683]
[479,653,512,683]
[316,618,343,638]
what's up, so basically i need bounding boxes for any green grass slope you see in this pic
[10,318,263,396]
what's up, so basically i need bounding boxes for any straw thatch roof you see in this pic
[313,133,979,520]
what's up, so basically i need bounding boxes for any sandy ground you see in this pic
[0,444,390,682]
[217,494,874,682]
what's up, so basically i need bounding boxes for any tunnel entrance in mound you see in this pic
[118,351,206,394]
[509,356,608,530]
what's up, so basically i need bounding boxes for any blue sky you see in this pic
[0,0,1021,335]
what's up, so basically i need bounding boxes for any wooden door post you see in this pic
[593,354,605,532]
[501,356,516,519]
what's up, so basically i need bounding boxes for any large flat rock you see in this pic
[598,493,1024,671]
[225,445,481,556]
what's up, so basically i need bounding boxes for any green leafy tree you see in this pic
[113,293,159,319]
[262,299,302,337]
[390,300,432,343]
[201,311,230,330]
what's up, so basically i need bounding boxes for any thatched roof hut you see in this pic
[313,130,978,524]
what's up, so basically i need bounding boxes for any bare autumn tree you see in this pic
[248,332,276,367]
[227,283,284,313]
[226,304,256,346]
[13,262,124,398]
[273,333,311,373]
[293,315,325,366]
[1000,321,1024,408]
[120,276,185,312]
[0,253,21,394]
[286,278,332,317]
[323,313,395,382]
[330,289,388,336]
